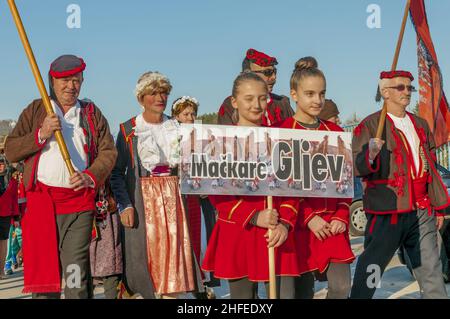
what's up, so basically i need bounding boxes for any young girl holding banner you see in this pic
[275,57,355,299]
[202,72,299,299]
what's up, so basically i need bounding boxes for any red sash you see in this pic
[412,174,432,213]
[22,182,95,294]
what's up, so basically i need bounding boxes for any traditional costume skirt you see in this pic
[296,212,355,274]
[140,175,196,294]
[89,211,123,278]
[202,219,299,281]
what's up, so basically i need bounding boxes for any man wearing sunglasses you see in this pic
[217,48,294,125]
[350,70,449,299]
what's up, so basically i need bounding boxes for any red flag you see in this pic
[410,0,450,148]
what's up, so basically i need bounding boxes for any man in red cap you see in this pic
[5,55,117,298]
[350,70,449,298]
[217,48,294,126]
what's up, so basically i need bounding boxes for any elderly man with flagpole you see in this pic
[6,54,117,298]
[350,0,450,299]
[5,0,117,298]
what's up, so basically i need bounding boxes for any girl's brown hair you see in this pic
[290,56,325,90]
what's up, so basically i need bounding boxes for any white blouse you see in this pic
[134,114,181,173]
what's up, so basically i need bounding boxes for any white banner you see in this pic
[179,124,353,198]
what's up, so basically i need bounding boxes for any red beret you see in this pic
[380,70,414,81]
[246,48,278,67]
[49,55,86,78]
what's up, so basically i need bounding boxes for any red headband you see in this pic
[49,58,86,78]
[246,48,278,67]
[380,70,414,81]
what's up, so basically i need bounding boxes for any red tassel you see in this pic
[390,214,398,225]
[91,222,98,241]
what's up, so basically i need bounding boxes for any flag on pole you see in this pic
[410,0,450,148]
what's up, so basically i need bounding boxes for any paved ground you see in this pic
[2,235,448,299]
[0,269,30,299]
[206,235,445,299]
[0,268,104,299]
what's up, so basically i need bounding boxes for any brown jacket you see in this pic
[352,111,449,215]
[5,99,117,190]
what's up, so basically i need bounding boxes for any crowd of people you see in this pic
[1,47,448,299]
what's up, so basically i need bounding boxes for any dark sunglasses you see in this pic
[253,68,277,77]
[386,84,417,92]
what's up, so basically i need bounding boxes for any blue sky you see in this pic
[0,0,449,135]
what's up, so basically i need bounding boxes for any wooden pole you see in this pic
[375,0,412,138]
[7,0,75,175]
[267,195,277,299]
